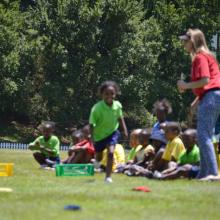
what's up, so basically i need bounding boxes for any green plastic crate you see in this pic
[55,164,94,176]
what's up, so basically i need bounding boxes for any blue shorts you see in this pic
[188,165,200,179]
[94,130,121,152]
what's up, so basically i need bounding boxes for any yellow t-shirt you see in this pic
[100,144,125,171]
[135,145,155,162]
[162,136,185,161]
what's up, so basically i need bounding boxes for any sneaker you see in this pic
[94,168,104,173]
[145,170,153,179]
[105,177,113,183]
[124,170,134,176]
[47,167,55,171]
[40,164,48,169]
[93,161,100,169]
[153,171,162,179]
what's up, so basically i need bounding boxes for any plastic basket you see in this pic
[0,163,14,177]
[55,164,94,176]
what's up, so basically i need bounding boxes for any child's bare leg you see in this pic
[161,164,192,180]
[61,149,75,163]
[168,161,177,169]
[66,152,76,164]
[70,149,87,163]
[106,145,115,178]
[68,149,74,156]
[33,152,46,165]
[162,163,178,175]
[95,152,103,162]
[85,154,93,163]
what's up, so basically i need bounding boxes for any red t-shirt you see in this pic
[191,52,220,99]
[75,139,95,156]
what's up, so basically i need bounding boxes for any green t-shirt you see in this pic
[127,145,143,161]
[29,135,60,157]
[178,144,200,165]
[89,100,123,142]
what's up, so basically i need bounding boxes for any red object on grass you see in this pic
[132,186,151,192]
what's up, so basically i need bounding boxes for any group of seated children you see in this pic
[122,123,200,180]
[28,98,201,180]
[118,98,200,179]
[29,122,95,169]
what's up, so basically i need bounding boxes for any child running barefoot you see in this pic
[29,121,60,169]
[89,81,128,183]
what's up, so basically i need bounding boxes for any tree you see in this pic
[143,0,220,120]
[0,0,220,129]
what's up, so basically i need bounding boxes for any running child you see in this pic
[89,80,128,183]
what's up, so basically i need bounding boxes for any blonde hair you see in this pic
[186,28,212,59]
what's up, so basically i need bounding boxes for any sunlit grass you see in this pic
[1,150,220,220]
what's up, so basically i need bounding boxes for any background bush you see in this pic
[0,0,220,129]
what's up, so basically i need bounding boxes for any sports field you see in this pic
[1,150,220,220]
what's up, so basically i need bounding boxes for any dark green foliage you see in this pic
[0,0,219,129]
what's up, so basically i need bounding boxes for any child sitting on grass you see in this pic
[61,130,84,163]
[124,129,154,176]
[29,121,60,169]
[154,122,185,171]
[154,128,200,180]
[133,128,154,165]
[100,143,125,172]
[127,129,142,163]
[147,129,167,172]
[113,129,142,173]
[125,129,167,177]
[62,125,95,164]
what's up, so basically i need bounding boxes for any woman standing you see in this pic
[177,28,220,179]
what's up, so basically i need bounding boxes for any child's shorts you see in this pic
[94,130,121,152]
[188,165,200,179]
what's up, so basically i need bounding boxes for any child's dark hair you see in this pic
[139,128,151,144]
[71,130,84,139]
[165,122,181,135]
[98,80,121,95]
[42,121,55,131]
[153,98,172,115]
[183,128,197,138]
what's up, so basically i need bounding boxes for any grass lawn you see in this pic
[1,150,220,220]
